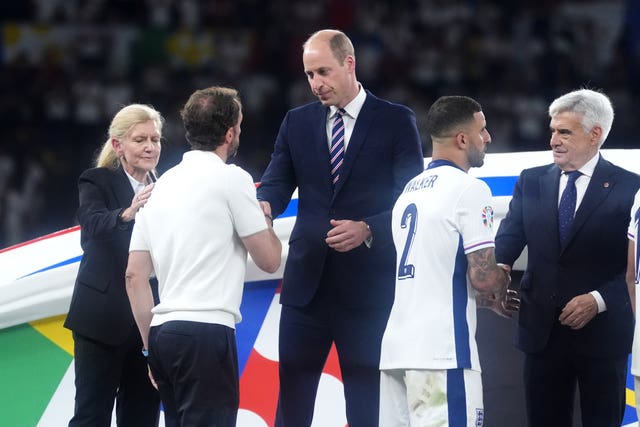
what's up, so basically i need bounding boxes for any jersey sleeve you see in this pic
[457,179,496,254]
[227,166,269,238]
[629,189,640,242]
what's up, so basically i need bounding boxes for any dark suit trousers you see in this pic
[69,329,160,427]
[148,321,239,427]
[523,318,627,427]
[276,286,390,427]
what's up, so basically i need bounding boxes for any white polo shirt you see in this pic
[130,150,267,329]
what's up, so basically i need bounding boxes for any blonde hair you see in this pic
[95,104,164,169]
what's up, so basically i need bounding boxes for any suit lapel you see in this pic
[314,104,334,195]
[566,156,614,245]
[332,92,377,197]
[540,165,561,244]
[115,167,135,208]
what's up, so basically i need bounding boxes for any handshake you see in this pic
[477,263,520,319]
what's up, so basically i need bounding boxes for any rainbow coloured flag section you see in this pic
[0,283,350,426]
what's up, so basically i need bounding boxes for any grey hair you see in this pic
[548,89,613,147]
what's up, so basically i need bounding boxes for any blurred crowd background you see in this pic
[1,0,639,247]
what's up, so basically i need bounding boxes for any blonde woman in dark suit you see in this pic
[64,104,163,427]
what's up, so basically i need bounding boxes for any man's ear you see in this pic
[455,131,467,150]
[344,54,356,73]
[590,126,602,146]
[224,127,234,144]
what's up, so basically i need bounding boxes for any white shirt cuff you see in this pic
[364,222,373,248]
[589,290,606,313]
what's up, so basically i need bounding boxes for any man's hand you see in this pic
[259,200,273,226]
[559,293,598,330]
[497,263,512,281]
[259,200,272,217]
[147,365,158,390]
[478,289,520,319]
[326,219,371,252]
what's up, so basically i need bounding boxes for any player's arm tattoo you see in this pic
[467,247,509,294]
[475,296,494,308]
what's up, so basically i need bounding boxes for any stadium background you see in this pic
[1,0,639,247]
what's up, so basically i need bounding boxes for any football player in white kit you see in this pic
[626,189,640,420]
[379,96,516,427]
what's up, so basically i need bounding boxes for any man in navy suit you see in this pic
[495,89,640,427]
[257,29,424,426]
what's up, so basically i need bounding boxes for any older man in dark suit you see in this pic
[257,29,424,427]
[495,89,640,427]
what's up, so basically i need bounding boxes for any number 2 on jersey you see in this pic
[398,203,417,280]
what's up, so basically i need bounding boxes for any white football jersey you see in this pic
[628,189,640,376]
[380,161,496,371]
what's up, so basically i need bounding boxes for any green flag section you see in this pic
[0,323,72,427]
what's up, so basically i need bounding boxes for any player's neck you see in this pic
[431,153,467,173]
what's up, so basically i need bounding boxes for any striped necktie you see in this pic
[330,108,346,188]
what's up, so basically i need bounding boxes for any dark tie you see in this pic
[330,108,346,188]
[558,170,581,243]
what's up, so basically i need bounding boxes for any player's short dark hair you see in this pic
[425,96,482,138]
[181,86,242,151]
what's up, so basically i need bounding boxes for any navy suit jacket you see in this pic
[495,155,640,357]
[65,167,143,346]
[258,91,424,309]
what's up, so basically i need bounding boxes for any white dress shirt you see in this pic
[326,84,367,150]
[558,153,606,313]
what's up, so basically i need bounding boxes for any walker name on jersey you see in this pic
[404,174,438,193]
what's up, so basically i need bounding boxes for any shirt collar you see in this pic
[123,169,147,191]
[427,159,464,172]
[329,83,366,120]
[563,152,599,178]
[184,150,223,161]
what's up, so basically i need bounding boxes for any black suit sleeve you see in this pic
[363,106,424,246]
[495,172,528,266]
[65,167,139,346]
[77,169,132,238]
[257,112,298,218]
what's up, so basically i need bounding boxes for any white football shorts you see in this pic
[380,368,484,427]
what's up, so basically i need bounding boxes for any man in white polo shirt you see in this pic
[125,86,281,427]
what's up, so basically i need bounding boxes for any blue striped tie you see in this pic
[558,170,581,243]
[330,108,346,188]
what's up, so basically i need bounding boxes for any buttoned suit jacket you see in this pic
[495,155,640,357]
[257,91,424,310]
[65,166,143,346]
